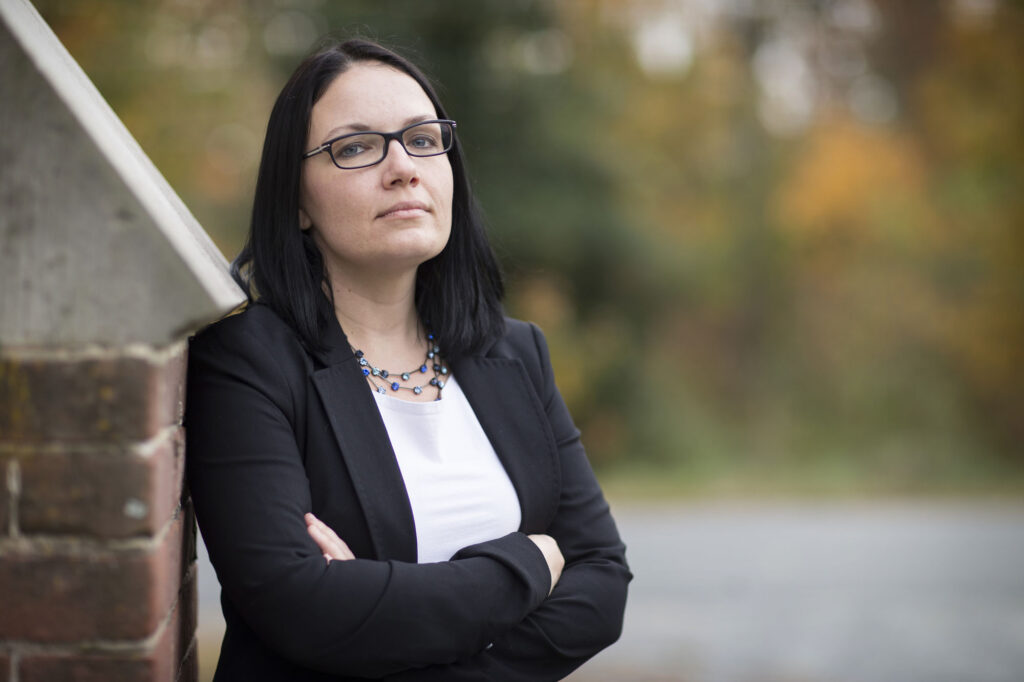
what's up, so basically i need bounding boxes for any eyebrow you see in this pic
[320,114,436,142]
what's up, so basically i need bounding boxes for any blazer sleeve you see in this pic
[184,317,553,679]
[382,322,633,681]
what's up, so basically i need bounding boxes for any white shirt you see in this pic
[372,376,522,563]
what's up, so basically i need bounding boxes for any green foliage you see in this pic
[34,0,1024,494]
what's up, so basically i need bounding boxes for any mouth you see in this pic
[377,201,430,219]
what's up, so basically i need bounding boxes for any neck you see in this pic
[323,263,447,402]
[324,266,423,361]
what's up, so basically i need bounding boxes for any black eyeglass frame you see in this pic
[301,119,457,170]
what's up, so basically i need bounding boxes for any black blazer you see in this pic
[184,304,630,681]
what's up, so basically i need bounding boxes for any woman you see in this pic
[185,38,630,681]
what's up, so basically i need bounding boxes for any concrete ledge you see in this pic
[0,0,244,347]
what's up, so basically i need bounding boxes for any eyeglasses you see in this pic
[302,119,457,170]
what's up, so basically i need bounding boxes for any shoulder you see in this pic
[188,303,310,384]
[191,304,300,356]
[497,316,538,349]
[192,303,294,347]
[482,317,542,360]
[479,317,551,393]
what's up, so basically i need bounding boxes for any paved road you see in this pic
[197,501,1024,682]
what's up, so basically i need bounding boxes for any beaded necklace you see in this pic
[353,333,449,400]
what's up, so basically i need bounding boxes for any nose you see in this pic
[380,139,419,187]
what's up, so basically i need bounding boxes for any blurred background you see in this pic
[33,0,1023,680]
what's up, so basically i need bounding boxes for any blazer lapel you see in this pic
[311,322,417,563]
[454,355,561,533]
[308,316,560,558]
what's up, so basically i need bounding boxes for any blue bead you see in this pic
[402,372,410,381]
[427,333,434,340]
[433,364,441,372]
[420,365,428,373]
[381,369,389,378]
[430,378,438,386]
[362,368,370,376]
[413,386,422,395]
[355,350,364,358]
[391,382,400,391]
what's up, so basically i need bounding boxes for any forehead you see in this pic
[309,62,437,139]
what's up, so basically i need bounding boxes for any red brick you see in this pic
[19,587,186,682]
[0,348,186,444]
[0,512,185,641]
[19,653,168,682]
[163,348,188,426]
[18,428,183,538]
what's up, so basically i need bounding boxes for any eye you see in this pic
[335,141,370,157]
[403,122,446,154]
[330,133,381,160]
[408,134,439,150]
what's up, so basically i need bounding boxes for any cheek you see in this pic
[298,174,322,222]
[301,175,361,227]
[438,168,455,222]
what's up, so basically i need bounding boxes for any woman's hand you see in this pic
[527,534,564,595]
[305,513,355,563]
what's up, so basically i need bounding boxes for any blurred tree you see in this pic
[31,0,1023,490]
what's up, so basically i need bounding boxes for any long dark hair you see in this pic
[232,39,505,358]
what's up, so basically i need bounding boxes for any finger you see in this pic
[307,524,341,556]
[306,513,337,539]
[313,517,345,546]
[309,524,355,561]
[309,516,355,560]
[327,533,355,560]
[305,514,356,560]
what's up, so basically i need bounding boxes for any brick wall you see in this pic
[1,1,243,678]
[0,345,197,682]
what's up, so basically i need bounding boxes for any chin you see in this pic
[378,242,448,271]
[392,228,450,261]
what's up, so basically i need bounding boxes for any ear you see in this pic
[298,207,313,231]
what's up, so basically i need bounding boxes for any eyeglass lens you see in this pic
[329,121,453,168]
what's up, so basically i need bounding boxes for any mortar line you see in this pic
[0,340,187,363]
[0,424,181,457]
[0,507,179,554]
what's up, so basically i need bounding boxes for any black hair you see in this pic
[231,39,505,358]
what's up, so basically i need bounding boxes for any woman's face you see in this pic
[299,62,454,280]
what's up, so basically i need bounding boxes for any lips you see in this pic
[377,201,430,219]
